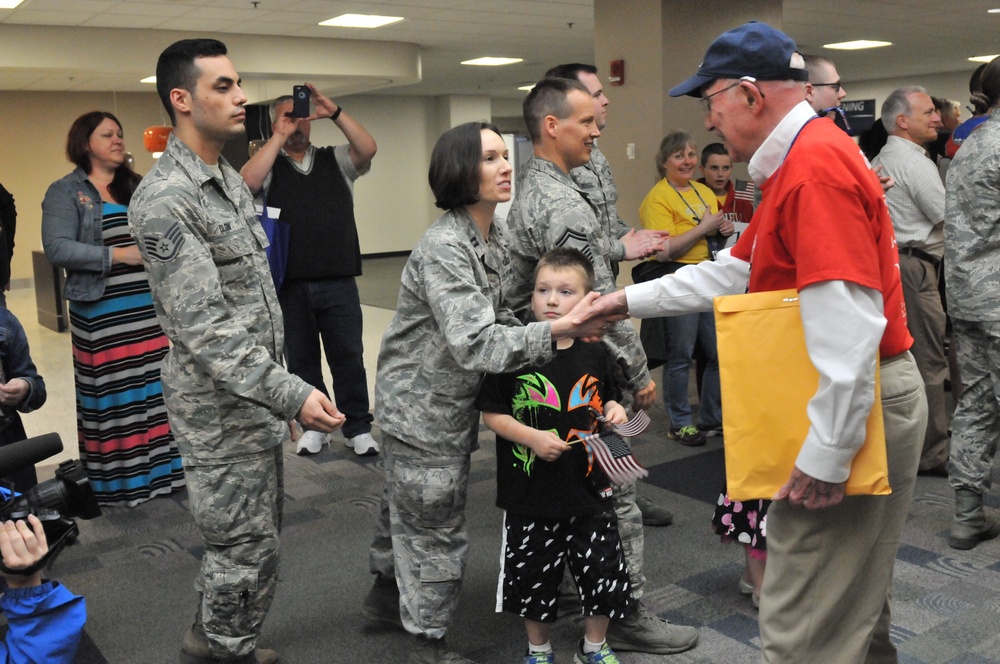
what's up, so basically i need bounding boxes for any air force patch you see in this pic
[143,223,185,262]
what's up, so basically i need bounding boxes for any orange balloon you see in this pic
[143,126,173,153]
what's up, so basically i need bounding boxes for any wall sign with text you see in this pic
[840,99,876,136]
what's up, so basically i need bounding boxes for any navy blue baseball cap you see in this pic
[669,21,808,98]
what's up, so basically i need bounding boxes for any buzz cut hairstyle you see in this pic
[801,54,835,82]
[534,247,595,293]
[270,95,294,123]
[522,77,591,143]
[544,63,598,81]
[700,142,730,167]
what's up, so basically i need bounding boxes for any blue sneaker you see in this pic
[573,640,620,664]
[525,651,555,664]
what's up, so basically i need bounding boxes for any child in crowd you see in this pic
[477,248,634,664]
[697,142,755,250]
[0,307,47,491]
[696,143,766,607]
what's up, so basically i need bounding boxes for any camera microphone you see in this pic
[0,433,62,479]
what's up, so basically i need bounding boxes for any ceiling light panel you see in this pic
[319,14,404,29]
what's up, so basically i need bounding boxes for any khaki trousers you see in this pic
[899,253,950,470]
[759,352,926,664]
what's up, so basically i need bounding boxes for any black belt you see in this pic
[898,246,941,267]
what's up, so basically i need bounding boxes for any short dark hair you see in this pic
[655,131,695,178]
[700,142,730,167]
[544,63,597,81]
[428,122,502,211]
[534,247,595,292]
[66,111,141,205]
[522,77,590,143]
[802,54,835,82]
[156,38,228,124]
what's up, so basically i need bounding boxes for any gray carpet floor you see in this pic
[46,403,1000,664]
[35,256,1000,663]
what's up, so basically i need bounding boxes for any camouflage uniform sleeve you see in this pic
[542,199,651,393]
[613,215,633,241]
[611,214,632,263]
[577,150,631,261]
[493,305,524,328]
[422,238,554,375]
[130,185,311,421]
[605,318,652,394]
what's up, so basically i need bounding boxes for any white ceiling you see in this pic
[1,0,998,98]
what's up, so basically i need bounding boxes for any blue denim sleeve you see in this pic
[0,309,45,413]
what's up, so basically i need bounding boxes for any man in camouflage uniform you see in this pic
[128,39,344,664]
[944,65,1000,550]
[546,62,676,529]
[504,77,698,655]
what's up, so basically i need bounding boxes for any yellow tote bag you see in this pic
[713,288,890,501]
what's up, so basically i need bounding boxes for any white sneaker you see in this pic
[346,432,379,456]
[296,430,327,455]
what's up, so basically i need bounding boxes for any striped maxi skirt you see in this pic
[69,203,184,506]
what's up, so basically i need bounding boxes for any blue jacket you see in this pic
[0,581,86,663]
[0,306,46,490]
[41,168,113,302]
[0,307,45,422]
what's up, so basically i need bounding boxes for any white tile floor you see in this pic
[6,286,395,474]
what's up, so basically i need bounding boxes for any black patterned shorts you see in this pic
[498,509,634,623]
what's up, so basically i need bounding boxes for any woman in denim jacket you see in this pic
[41,111,184,507]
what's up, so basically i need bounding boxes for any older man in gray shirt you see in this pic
[872,86,948,476]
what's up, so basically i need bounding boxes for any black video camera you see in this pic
[0,434,101,575]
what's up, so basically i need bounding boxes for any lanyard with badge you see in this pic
[667,180,720,260]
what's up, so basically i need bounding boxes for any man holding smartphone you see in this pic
[241,83,378,458]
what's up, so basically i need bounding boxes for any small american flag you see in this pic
[583,431,648,485]
[734,179,756,202]
[610,410,651,438]
[588,408,652,438]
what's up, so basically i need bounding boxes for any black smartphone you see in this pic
[291,85,309,118]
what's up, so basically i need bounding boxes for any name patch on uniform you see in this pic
[143,223,185,262]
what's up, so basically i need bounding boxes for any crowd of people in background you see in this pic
[0,16,998,664]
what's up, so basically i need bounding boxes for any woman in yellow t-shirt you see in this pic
[638,131,732,446]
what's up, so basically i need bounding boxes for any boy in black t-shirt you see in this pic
[476,248,634,664]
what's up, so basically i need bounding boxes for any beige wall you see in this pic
[0,90,448,285]
[593,0,663,225]
[594,0,781,226]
